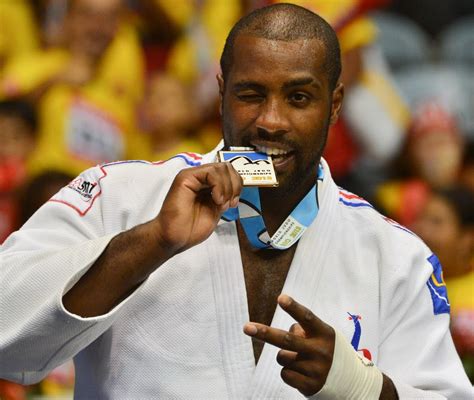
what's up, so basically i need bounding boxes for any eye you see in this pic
[236,92,264,103]
[289,92,310,105]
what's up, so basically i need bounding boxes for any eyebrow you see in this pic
[282,77,321,90]
[232,81,265,92]
[232,77,322,92]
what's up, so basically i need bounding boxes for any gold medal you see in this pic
[218,149,279,187]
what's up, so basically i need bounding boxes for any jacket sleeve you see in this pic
[0,166,143,384]
[377,233,473,399]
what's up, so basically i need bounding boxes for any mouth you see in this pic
[252,142,295,171]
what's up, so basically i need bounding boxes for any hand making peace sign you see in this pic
[243,294,335,396]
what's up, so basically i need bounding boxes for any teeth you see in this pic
[255,145,289,156]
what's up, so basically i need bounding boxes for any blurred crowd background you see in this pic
[0,0,473,398]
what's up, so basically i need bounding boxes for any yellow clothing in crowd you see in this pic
[0,0,39,68]
[28,77,148,177]
[157,0,241,84]
[150,138,207,162]
[275,0,377,52]
[447,270,474,315]
[375,179,430,227]
[0,24,148,177]
[0,23,144,105]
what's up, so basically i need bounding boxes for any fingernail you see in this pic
[243,323,258,336]
[222,201,230,210]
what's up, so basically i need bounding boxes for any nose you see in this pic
[255,97,289,136]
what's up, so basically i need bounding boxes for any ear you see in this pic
[329,82,344,126]
[217,74,225,116]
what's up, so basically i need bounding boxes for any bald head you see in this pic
[220,3,341,90]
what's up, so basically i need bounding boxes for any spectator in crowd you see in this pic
[413,186,474,382]
[146,0,243,151]
[17,170,74,228]
[0,100,37,244]
[125,0,181,72]
[161,0,242,114]
[376,101,465,227]
[139,72,206,160]
[0,0,149,177]
[460,141,474,194]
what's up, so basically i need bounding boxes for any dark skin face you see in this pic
[67,0,122,61]
[218,35,343,226]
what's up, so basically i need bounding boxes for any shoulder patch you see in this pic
[426,254,450,315]
[49,167,106,216]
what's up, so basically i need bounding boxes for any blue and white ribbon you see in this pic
[222,165,324,250]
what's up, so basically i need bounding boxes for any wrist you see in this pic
[145,218,181,261]
[309,329,383,400]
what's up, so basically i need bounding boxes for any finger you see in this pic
[211,164,233,209]
[280,368,321,397]
[276,349,298,367]
[243,323,309,353]
[278,294,329,336]
[225,162,243,207]
[184,165,232,208]
[276,343,330,380]
[280,357,328,381]
[289,323,306,338]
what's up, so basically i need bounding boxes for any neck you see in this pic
[259,178,316,236]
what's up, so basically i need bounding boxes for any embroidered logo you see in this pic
[348,312,372,360]
[49,167,105,216]
[68,178,98,202]
[426,254,450,315]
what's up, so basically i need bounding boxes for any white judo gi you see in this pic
[0,146,472,399]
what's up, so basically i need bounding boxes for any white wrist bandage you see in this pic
[309,329,383,400]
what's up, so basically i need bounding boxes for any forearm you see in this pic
[63,219,172,317]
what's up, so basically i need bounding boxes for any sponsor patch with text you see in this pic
[50,167,104,216]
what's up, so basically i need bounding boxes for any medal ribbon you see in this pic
[222,164,324,250]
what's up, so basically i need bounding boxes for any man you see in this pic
[0,4,471,399]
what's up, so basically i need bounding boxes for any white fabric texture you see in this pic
[0,147,472,399]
